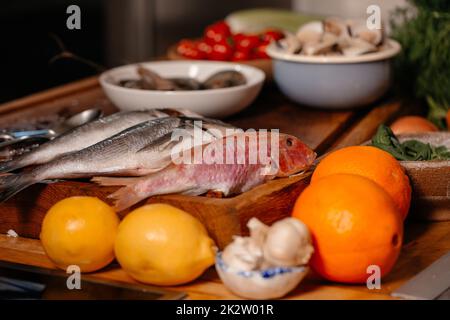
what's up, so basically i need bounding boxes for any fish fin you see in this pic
[180,188,208,196]
[108,185,144,211]
[108,167,191,211]
[178,116,234,128]
[91,176,141,186]
[136,121,198,154]
[0,173,35,202]
[110,183,198,211]
[157,108,203,118]
[136,132,177,154]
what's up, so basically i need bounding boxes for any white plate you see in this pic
[99,61,265,118]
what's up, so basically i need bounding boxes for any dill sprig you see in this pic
[390,0,450,129]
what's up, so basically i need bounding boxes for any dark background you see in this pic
[0,0,289,104]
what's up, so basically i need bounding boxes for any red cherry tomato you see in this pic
[252,44,270,59]
[261,30,284,44]
[204,21,231,44]
[197,41,212,57]
[177,39,205,60]
[232,50,250,61]
[234,33,260,53]
[209,42,234,61]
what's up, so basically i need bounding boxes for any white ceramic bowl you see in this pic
[215,252,308,299]
[99,61,265,118]
[266,39,401,109]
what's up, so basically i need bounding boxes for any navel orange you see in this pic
[292,174,403,284]
[311,146,411,220]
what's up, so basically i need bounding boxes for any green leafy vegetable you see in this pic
[390,0,450,129]
[371,125,450,161]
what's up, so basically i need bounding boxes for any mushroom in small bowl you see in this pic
[216,217,314,299]
[266,17,401,109]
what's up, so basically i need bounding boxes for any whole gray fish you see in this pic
[0,108,199,173]
[0,116,234,202]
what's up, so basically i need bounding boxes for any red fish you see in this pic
[93,132,316,211]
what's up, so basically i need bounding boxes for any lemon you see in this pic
[114,203,216,286]
[40,196,120,272]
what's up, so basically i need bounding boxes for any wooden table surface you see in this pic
[1,220,449,300]
[0,76,446,300]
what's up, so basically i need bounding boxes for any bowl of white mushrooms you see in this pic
[266,17,401,109]
[215,217,314,299]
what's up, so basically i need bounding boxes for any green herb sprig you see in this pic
[371,125,450,161]
[390,0,450,129]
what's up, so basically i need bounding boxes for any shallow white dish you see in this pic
[99,61,265,118]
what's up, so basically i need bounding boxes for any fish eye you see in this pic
[286,138,293,147]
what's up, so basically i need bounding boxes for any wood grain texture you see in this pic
[0,70,447,300]
[1,220,448,300]
[0,77,100,116]
[0,176,310,250]
[228,85,359,154]
[329,99,403,151]
[0,77,366,249]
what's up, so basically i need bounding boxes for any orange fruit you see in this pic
[311,146,411,220]
[390,116,438,135]
[292,174,403,283]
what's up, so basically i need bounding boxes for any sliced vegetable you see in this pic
[261,30,285,44]
[177,39,205,60]
[252,44,270,59]
[231,50,250,61]
[209,42,234,61]
[175,20,284,61]
[234,33,260,53]
[204,20,231,44]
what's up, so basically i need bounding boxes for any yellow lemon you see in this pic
[40,196,120,272]
[115,203,215,286]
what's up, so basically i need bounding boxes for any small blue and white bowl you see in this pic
[266,39,401,109]
[215,252,308,299]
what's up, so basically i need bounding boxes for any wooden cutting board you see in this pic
[0,76,409,249]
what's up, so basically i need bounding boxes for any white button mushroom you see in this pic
[263,218,314,267]
[222,236,264,271]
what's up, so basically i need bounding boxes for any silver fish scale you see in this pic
[33,117,184,179]
[0,110,169,173]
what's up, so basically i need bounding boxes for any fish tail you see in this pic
[108,184,145,211]
[0,173,35,202]
[91,176,140,186]
[108,167,192,211]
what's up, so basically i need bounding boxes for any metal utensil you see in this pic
[0,260,185,300]
[391,251,450,300]
[0,108,103,149]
